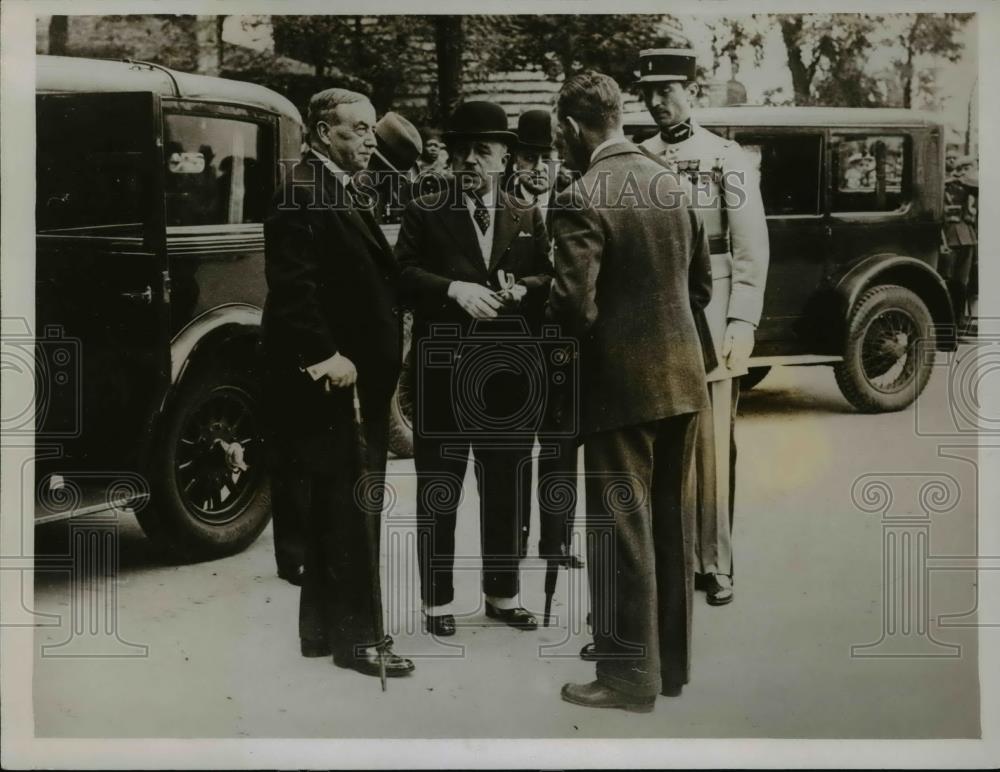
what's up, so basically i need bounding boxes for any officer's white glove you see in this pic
[722,320,755,372]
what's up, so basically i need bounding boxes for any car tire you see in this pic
[740,366,772,391]
[137,362,271,561]
[834,284,934,413]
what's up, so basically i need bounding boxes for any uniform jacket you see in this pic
[641,122,769,380]
[261,153,402,438]
[547,140,712,436]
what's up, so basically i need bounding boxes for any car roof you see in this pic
[623,105,942,129]
[36,55,302,125]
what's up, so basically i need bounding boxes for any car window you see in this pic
[36,96,151,233]
[832,134,909,213]
[735,134,822,216]
[164,114,267,226]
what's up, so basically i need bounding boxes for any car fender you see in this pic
[155,303,263,425]
[829,253,956,352]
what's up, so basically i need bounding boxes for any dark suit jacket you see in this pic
[395,184,554,432]
[262,153,402,440]
[547,141,713,436]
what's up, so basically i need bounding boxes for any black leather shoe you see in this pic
[333,642,415,678]
[485,602,538,630]
[561,681,655,713]
[661,682,684,697]
[704,574,734,606]
[300,639,331,658]
[423,613,456,637]
[278,564,305,587]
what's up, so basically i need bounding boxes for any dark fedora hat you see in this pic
[635,47,698,85]
[516,110,553,153]
[374,111,423,172]
[443,101,517,145]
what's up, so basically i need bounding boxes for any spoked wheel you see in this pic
[139,363,271,561]
[834,284,934,413]
[175,384,262,526]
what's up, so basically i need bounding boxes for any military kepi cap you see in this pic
[443,101,517,145]
[636,48,697,84]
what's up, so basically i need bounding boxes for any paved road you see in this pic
[32,356,981,738]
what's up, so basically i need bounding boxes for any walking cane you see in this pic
[543,559,559,627]
[352,384,387,691]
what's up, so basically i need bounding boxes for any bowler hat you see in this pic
[375,112,423,172]
[443,101,517,145]
[635,48,697,85]
[516,110,553,152]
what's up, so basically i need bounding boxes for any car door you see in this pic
[35,91,170,479]
[731,129,829,356]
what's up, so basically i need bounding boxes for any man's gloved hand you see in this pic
[722,319,755,372]
[448,281,502,319]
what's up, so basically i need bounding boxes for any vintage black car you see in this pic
[35,56,302,559]
[383,107,959,458]
[624,106,957,411]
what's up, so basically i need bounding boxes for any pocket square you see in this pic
[517,231,532,238]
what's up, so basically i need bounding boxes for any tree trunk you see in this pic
[433,16,464,125]
[48,15,69,55]
[901,19,918,109]
[777,16,812,105]
[216,15,226,71]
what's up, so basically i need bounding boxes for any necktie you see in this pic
[471,194,491,235]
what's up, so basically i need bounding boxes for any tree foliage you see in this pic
[884,13,973,108]
[270,15,432,113]
[483,15,680,89]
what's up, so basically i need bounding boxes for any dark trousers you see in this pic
[295,392,391,656]
[584,412,698,697]
[270,461,307,576]
[414,433,531,607]
[518,433,579,557]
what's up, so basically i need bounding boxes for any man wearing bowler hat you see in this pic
[396,101,554,637]
[637,46,769,607]
[508,109,584,570]
[508,109,558,215]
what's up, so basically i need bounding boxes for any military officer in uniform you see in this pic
[637,47,769,606]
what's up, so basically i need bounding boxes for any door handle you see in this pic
[121,286,153,304]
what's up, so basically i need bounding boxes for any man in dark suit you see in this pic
[396,101,554,637]
[549,72,712,712]
[507,109,584,569]
[262,87,414,678]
